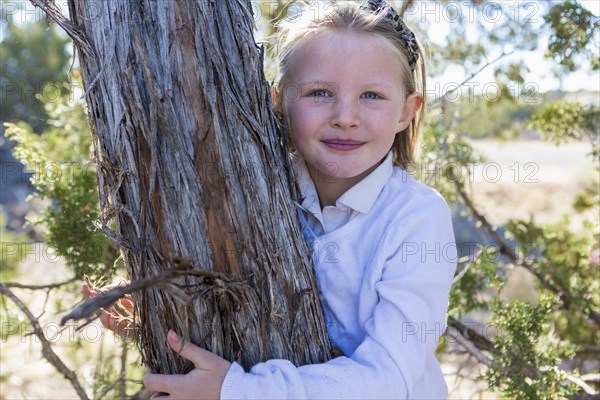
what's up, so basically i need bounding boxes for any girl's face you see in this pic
[283,30,419,182]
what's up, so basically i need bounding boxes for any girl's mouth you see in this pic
[322,139,365,151]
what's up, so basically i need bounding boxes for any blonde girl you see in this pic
[91,1,457,398]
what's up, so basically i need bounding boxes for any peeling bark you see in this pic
[50,0,331,373]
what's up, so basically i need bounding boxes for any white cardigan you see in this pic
[221,152,457,399]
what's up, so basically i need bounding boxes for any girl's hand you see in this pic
[82,282,136,338]
[144,330,231,399]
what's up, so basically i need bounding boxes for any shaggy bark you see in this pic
[40,0,331,374]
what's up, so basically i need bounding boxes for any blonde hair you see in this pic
[272,1,426,169]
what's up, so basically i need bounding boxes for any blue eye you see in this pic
[310,89,330,97]
[362,92,380,99]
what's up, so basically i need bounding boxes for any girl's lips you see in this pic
[322,139,365,151]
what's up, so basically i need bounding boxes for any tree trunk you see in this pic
[53,0,331,374]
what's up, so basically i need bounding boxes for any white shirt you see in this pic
[294,152,394,235]
[221,152,457,399]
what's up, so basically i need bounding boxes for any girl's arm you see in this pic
[219,193,457,399]
[143,193,456,399]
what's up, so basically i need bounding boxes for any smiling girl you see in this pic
[89,1,458,398]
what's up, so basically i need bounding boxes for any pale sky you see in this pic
[419,0,600,95]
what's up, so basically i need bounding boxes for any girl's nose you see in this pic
[329,98,360,129]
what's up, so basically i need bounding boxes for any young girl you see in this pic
[87,1,457,398]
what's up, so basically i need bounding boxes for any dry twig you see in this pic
[2,278,77,290]
[29,0,93,57]
[60,263,248,326]
[0,284,89,400]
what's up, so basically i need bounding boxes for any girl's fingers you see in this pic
[85,282,130,294]
[111,317,133,337]
[99,308,134,337]
[96,299,133,331]
[82,282,136,338]
[119,297,134,313]
[82,283,97,298]
[143,373,184,395]
[114,299,134,317]
[167,330,228,370]
[98,310,112,329]
[82,284,134,315]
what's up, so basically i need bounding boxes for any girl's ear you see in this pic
[396,92,423,132]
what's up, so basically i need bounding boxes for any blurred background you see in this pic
[1,0,598,398]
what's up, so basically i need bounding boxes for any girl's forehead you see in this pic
[287,30,405,83]
[300,30,387,56]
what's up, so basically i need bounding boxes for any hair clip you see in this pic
[359,0,419,71]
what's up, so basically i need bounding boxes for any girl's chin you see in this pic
[305,157,373,181]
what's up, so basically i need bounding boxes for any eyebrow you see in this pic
[299,81,337,87]
[298,81,394,89]
[362,81,395,89]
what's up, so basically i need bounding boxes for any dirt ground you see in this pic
[467,138,596,228]
[1,139,597,399]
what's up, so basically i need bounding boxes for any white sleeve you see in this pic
[221,194,457,399]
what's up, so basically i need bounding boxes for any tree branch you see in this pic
[2,278,77,290]
[59,261,249,326]
[453,249,484,284]
[563,373,597,396]
[448,319,495,354]
[455,181,600,327]
[445,325,494,367]
[447,321,599,396]
[29,0,93,57]
[435,50,516,104]
[445,182,599,394]
[0,284,89,400]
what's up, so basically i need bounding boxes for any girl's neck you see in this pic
[307,161,381,209]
